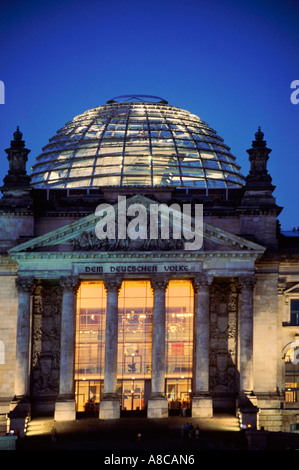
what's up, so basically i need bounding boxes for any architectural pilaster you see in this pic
[192,273,213,417]
[277,277,286,392]
[147,275,169,418]
[14,276,35,398]
[239,274,256,394]
[54,275,79,421]
[9,276,35,436]
[236,273,260,428]
[99,274,122,419]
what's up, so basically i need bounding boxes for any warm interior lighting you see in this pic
[75,279,195,412]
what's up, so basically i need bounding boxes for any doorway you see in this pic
[122,379,145,411]
[167,378,192,416]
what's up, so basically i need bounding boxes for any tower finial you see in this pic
[255,126,264,142]
[13,126,23,142]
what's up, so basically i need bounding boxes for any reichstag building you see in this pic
[0,95,298,435]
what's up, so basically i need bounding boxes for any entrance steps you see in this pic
[25,412,240,436]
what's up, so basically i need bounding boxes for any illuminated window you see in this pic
[285,347,299,402]
[290,299,299,325]
[165,280,194,378]
[75,281,107,380]
[75,278,195,412]
[118,280,153,379]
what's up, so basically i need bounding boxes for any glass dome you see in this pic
[30,95,245,189]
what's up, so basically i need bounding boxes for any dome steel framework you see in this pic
[30,95,245,189]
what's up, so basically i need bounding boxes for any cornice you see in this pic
[9,250,261,262]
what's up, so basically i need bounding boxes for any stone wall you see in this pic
[253,271,279,393]
[0,259,18,416]
[0,214,34,253]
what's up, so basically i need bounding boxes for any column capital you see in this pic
[15,276,35,293]
[150,275,169,292]
[103,274,122,293]
[60,275,80,292]
[192,273,213,292]
[238,274,256,290]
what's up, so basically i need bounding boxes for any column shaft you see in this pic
[103,275,122,398]
[151,276,168,396]
[192,274,213,394]
[147,275,169,418]
[14,276,35,397]
[239,275,256,393]
[58,276,79,397]
[191,274,213,418]
[99,274,122,419]
[54,275,79,421]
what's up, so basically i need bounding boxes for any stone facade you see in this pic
[0,123,298,435]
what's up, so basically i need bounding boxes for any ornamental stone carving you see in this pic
[60,275,80,292]
[209,280,238,394]
[277,277,287,295]
[70,230,184,251]
[150,275,169,292]
[192,274,213,292]
[103,274,122,293]
[238,274,257,290]
[31,281,63,397]
[15,276,35,293]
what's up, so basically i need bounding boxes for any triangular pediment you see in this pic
[285,283,299,295]
[8,195,265,255]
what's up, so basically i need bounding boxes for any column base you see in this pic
[191,395,213,418]
[54,397,76,421]
[8,397,31,437]
[147,396,169,418]
[236,393,259,429]
[99,399,120,420]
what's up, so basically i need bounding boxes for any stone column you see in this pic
[14,276,35,398]
[191,273,213,418]
[277,277,286,391]
[239,274,256,394]
[237,274,258,427]
[147,275,169,418]
[99,274,122,420]
[54,275,79,421]
[9,276,35,436]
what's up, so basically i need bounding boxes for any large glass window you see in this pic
[75,281,107,380]
[75,281,107,412]
[118,280,153,379]
[290,299,299,325]
[285,347,299,402]
[75,278,194,412]
[165,280,194,378]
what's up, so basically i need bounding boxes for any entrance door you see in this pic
[75,380,102,415]
[122,380,145,411]
[167,378,192,415]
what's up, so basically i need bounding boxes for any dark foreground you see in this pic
[8,414,299,453]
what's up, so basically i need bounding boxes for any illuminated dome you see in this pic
[30,95,245,189]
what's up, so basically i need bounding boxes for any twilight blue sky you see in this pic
[0,0,298,229]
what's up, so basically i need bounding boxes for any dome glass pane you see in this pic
[30,96,245,189]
